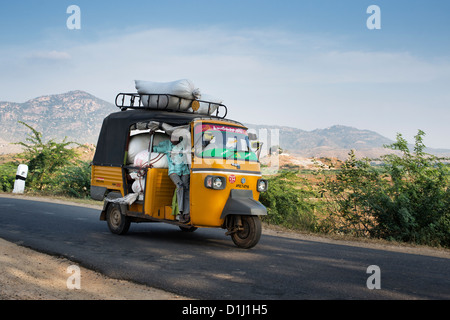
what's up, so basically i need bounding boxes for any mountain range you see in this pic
[1,90,449,159]
[245,123,397,159]
[0,90,116,154]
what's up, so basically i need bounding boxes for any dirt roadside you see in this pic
[0,238,187,300]
[0,194,188,300]
[1,193,449,300]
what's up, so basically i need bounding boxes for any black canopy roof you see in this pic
[92,109,242,166]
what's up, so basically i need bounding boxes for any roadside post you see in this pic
[12,164,28,194]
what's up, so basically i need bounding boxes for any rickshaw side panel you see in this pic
[91,165,124,199]
[144,168,176,219]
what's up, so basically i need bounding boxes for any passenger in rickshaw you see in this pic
[153,129,191,223]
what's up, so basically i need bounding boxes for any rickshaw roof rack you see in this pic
[115,93,228,119]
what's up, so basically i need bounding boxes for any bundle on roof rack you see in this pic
[114,79,227,118]
[135,79,200,111]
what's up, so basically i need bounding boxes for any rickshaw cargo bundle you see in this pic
[127,134,150,164]
[135,79,201,111]
[127,133,169,164]
[128,172,145,193]
[130,150,168,194]
[135,79,223,115]
[132,177,145,193]
[134,150,168,169]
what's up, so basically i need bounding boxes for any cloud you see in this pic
[58,27,450,99]
[27,50,72,61]
[1,26,449,148]
[295,50,450,84]
[5,27,450,97]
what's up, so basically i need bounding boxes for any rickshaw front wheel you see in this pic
[106,203,131,235]
[231,215,262,249]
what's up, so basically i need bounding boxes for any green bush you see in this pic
[14,121,80,191]
[0,162,18,192]
[259,170,319,231]
[319,130,450,247]
[53,161,91,198]
[2,121,91,197]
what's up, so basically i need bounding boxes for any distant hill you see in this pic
[246,124,450,160]
[1,91,449,159]
[0,91,116,154]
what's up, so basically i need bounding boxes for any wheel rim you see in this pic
[236,219,251,239]
[110,207,122,228]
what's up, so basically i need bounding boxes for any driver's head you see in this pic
[171,136,182,145]
[170,128,189,145]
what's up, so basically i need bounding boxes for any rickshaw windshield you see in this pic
[194,123,258,161]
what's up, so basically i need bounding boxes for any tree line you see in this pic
[1,123,449,247]
[259,130,450,248]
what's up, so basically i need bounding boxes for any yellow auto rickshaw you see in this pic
[91,92,268,248]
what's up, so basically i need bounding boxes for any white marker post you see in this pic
[12,164,28,194]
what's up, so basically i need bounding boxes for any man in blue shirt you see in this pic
[154,133,190,223]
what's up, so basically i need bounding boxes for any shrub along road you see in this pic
[0,194,449,300]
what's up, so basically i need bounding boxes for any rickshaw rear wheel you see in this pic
[106,203,131,235]
[231,215,261,249]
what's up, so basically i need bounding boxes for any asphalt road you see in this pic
[0,196,449,300]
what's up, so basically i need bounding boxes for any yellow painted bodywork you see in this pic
[91,119,263,228]
[91,166,123,195]
[189,119,262,227]
[189,168,262,227]
[143,168,176,219]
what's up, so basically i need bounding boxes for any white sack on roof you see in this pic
[135,79,201,111]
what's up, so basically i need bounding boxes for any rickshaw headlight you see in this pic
[213,177,223,189]
[205,176,213,188]
[257,179,268,192]
[205,176,226,190]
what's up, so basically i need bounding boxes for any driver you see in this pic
[154,130,190,223]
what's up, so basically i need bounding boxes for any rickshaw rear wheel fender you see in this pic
[104,191,131,235]
[106,202,131,235]
[100,191,124,220]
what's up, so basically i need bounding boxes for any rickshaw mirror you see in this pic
[248,132,258,140]
[251,141,262,151]
[203,132,214,141]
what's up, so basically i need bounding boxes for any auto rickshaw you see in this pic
[90,92,268,248]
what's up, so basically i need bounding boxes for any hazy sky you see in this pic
[1,1,449,148]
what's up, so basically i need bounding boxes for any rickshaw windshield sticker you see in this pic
[195,124,247,135]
